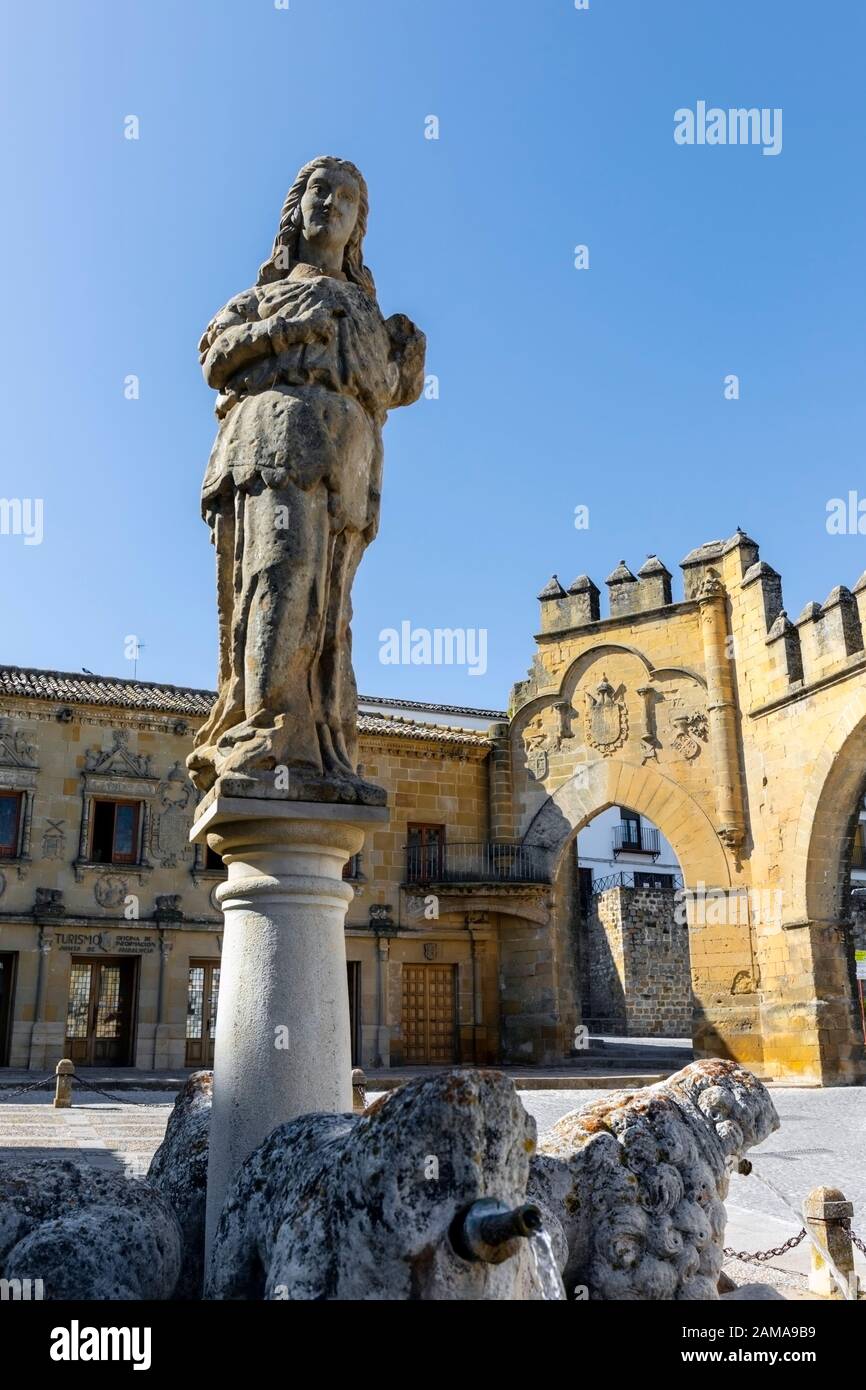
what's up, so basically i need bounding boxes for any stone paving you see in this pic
[2,1082,863,1285]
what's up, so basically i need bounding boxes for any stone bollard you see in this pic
[803,1186,859,1299]
[351,1068,367,1114]
[53,1058,74,1109]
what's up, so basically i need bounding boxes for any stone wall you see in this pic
[509,527,866,1083]
[585,885,691,1038]
[0,681,508,1071]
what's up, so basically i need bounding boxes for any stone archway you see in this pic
[771,696,866,1084]
[521,760,763,1066]
[792,691,866,926]
[522,757,730,890]
[502,527,866,1082]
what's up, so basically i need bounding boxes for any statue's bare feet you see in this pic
[318,722,356,777]
[317,722,386,805]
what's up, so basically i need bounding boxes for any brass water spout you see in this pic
[450,1198,543,1265]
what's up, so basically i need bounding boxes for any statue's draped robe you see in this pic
[190,262,424,794]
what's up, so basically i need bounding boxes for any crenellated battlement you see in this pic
[536,528,866,704]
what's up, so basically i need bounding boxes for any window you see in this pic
[205,845,223,871]
[343,852,362,881]
[578,866,593,922]
[406,824,446,882]
[619,809,641,847]
[634,870,675,890]
[0,792,22,858]
[90,799,140,865]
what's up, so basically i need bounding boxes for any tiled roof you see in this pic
[357,712,488,747]
[0,666,214,715]
[0,666,491,747]
[359,694,506,720]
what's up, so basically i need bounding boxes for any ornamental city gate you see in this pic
[64,957,137,1067]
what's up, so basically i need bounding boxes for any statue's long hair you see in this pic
[257,156,375,298]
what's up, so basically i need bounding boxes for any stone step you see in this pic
[366,1072,667,1092]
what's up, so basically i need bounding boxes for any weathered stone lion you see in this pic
[207,1068,563,1300]
[0,1160,182,1300]
[527,1059,779,1300]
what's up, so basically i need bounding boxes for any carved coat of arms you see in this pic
[671,713,708,760]
[151,763,194,867]
[0,720,38,768]
[584,675,628,756]
[522,716,550,781]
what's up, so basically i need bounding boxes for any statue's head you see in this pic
[258,155,374,295]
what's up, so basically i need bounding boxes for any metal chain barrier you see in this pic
[67,1075,168,1108]
[0,1075,55,1101]
[723,1229,807,1263]
[727,1224,866,1264]
[0,1073,168,1108]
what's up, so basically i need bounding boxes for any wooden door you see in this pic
[65,958,136,1067]
[185,960,220,1067]
[401,964,456,1064]
[406,824,446,882]
[0,952,17,1066]
[346,960,360,1066]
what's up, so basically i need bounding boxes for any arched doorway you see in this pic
[789,704,866,1076]
[521,759,763,1066]
[574,804,689,1039]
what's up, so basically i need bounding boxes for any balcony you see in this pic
[612,823,661,860]
[404,841,549,886]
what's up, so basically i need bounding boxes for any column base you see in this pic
[190,795,388,1260]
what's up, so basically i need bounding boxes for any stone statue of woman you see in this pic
[188,157,426,803]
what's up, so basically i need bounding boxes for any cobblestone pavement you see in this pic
[2,1084,863,1282]
[0,1090,176,1180]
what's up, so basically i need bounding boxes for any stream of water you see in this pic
[531,1228,566,1300]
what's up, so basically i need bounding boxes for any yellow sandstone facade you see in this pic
[0,528,864,1083]
[512,530,866,1084]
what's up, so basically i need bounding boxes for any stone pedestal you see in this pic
[190,795,388,1262]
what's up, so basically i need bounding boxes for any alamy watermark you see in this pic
[675,883,783,927]
[826,492,866,535]
[0,498,43,545]
[1,1277,44,1300]
[674,103,782,157]
[379,622,487,677]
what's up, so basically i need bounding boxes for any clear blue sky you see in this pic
[2,0,864,711]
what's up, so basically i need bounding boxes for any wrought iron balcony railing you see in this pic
[590,870,683,897]
[404,841,549,885]
[612,823,661,859]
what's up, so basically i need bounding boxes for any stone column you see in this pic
[374,931,391,1068]
[152,931,172,1069]
[191,795,387,1262]
[28,926,55,1071]
[487,722,514,841]
[697,576,745,850]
